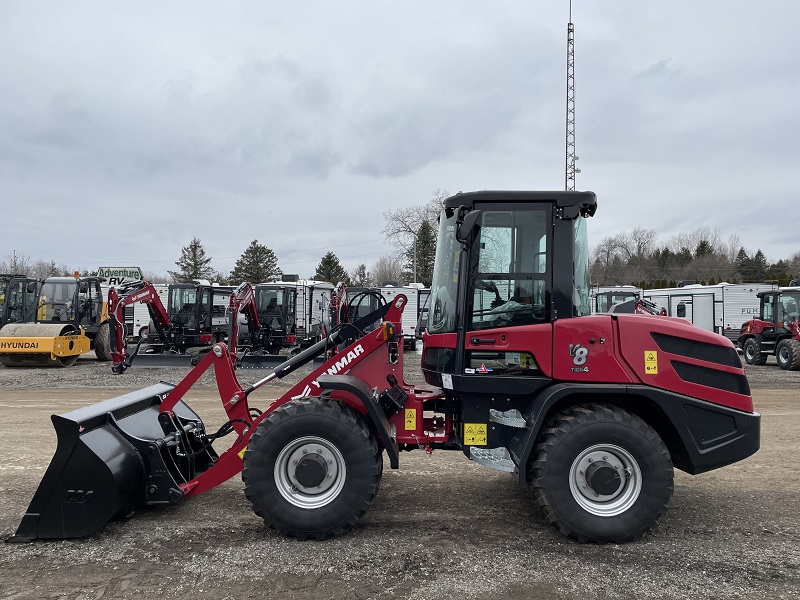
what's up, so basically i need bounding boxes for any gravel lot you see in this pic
[0,353,798,599]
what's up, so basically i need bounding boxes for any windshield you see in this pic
[428,205,592,333]
[779,291,800,324]
[170,287,197,315]
[38,281,77,321]
[427,210,460,334]
[257,287,284,328]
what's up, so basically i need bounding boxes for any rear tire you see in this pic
[93,322,112,361]
[776,339,800,371]
[743,337,767,365]
[530,404,674,543]
[243,398,382,539]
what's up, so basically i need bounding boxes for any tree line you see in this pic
[591,227,800,288]
[159,189,447,286]
[1,190,446,288]
[6,195,797,290]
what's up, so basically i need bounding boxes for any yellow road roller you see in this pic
[0,274,111,367]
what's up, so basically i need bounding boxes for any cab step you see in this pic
[489,408,526,428]
[469,446,516,473]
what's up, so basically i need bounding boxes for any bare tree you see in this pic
[0,252,33,275]
[789,252,800,276]
[31,260,70,279]
[590,235,626,284]
[382,189,447,253]
[721,234,742,263]
[617,228,657,262]
[141,270,169,284]
[370,256,403,286]
[683,253,736,284]
[667,227,726,256]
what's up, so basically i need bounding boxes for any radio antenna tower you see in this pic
[565,0,579,190]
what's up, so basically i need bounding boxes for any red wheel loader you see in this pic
[739,287,800,370]
[8,191,760,544]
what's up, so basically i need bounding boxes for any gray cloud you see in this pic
[0,0,797,277]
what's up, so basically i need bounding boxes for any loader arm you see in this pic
[108,281,171,373]
[8,295,402,541]
[159,296,402,499]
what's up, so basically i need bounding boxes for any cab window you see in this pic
[469,208,550,330]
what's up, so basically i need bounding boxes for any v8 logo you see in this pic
[570,344,588,366]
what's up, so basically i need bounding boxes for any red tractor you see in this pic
[739,287,800,370]
[10,190,760,545]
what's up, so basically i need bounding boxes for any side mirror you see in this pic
[457,210,482,244]
[676,302,686,318]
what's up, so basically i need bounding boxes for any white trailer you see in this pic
[292,280,334,347]
[641,282,778,342]
[126,284,168,339]
[590,285,643,314]
[379,285,419,350]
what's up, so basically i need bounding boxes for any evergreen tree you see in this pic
[733,247,749,274]
[752,250,769,281]
[314,252,350,285]
[403,219,437,286]
[695,240,714,257]
[229,240,282,284]
[169,237,214,282]
[350,264,372,286]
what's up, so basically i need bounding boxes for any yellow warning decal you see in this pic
[404,408,417,430]
[644,350,658,375]
[464,423,488,446]
[238,446,247,460]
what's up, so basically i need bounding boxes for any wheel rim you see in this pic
[274,436,346,509]
[778,345,788,365]
[745,343,755,361]
[569,444,642,517]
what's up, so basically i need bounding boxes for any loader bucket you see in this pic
[8,382,217,542]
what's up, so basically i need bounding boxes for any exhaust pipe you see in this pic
[8,383,216,542]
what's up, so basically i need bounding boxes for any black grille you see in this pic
[651,332,741,368]
[671,361,751,395]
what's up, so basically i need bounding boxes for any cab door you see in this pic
[464,205,554,379]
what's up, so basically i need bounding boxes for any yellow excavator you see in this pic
[0,273,112,367]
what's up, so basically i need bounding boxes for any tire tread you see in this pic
[242,398,380,540]
[529,403,673,543]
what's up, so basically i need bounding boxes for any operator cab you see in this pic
[0,276,39,326]
[759,288,800,330]
[37,277,105,325]
[423,190,596,385]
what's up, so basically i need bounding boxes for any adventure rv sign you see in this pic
[98,267,143,286]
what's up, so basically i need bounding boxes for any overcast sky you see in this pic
[2,1,798,279]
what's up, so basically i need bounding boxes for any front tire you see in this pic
[743,337,767,365]
[243,398,382,539]
[776,339,800,371]
[530,404,674,543]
